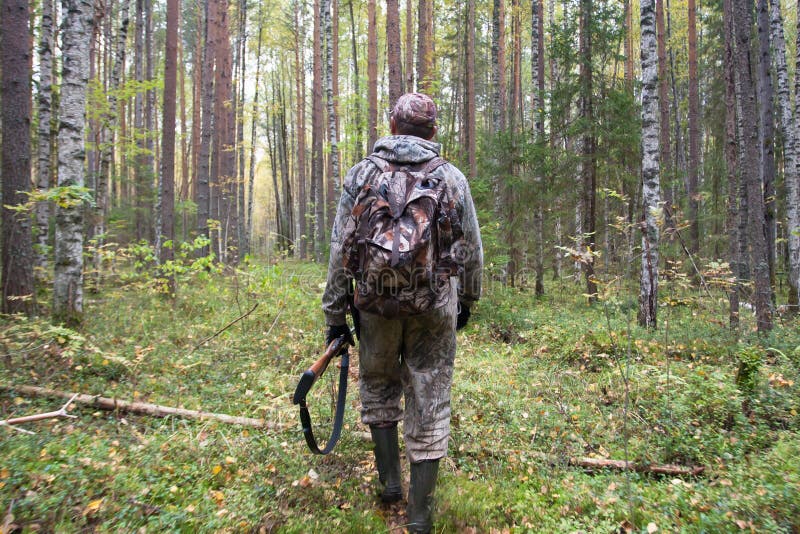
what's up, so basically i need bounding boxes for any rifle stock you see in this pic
[292,334,351,405]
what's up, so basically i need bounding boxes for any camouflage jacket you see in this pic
[322,135,483,326]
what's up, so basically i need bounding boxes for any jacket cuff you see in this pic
[325,312,348,327]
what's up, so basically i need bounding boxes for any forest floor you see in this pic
[1,260,799,533]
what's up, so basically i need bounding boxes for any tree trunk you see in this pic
[54,0,94,325]
[196,0,215,254]
[491,0,506,134]
[687,0,700,258]
[724,0,740,328]
[134,0,146,241]
[405,0,414,92]
[638,0,661,328]
[465,0,476,179]
[770,0,800,312]
[323,0,340,236]
[214,0,237,263]
[387,0,403,107]
[96,0,129,280]
[757,0,777,299]
[580,0,597,302]
[247,5,264,258]
[1,0,35,315]
[656,0,671,220]
[158,0,178,289]
[312,0,325,261]
[35,0,55,279]
[367,0,378,151]
[532,0,545,296]
[417,0,434,92]
[348,0,363,160]
[144,0,155,242]
[732,0,773,332]
[295,0,308,258]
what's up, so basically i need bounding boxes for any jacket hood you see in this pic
[372,135,441,164]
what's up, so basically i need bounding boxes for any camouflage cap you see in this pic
[391,92,437,128]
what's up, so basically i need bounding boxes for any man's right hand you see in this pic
[326,324,355,346]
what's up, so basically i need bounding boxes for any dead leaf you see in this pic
[82,498,103,516]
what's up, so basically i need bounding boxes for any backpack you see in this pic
[342,155,463,319]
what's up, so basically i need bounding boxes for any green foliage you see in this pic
[1,262,799,531]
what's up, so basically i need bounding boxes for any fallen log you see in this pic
[529,450,705,477]
[0,385,270,429]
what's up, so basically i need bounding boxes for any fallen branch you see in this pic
[0,393,78,433]
[193,302,259,351]
[1,385,270,429]
[529,450,705,477]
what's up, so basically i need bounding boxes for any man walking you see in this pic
[322,92,482,533]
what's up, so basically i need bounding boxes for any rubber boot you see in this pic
[369,424,403,503]
[406,459,439,533]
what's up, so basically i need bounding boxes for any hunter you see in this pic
[322,92,483,533]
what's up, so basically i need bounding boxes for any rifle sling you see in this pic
[297,350,350,455]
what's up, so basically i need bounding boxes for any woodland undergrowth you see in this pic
[1,259,799,532]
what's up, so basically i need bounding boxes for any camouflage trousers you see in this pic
[358,285,458,463]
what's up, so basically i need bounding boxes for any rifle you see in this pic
[292,331,354,455]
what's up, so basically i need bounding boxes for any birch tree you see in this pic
[1,0,35,314]
[639,0,661,328]
[36,0,56,277]
[54,0,94,325]
[770,0,799,312]
[323,0,340,232]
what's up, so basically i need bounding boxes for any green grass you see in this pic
[1,260,799,532]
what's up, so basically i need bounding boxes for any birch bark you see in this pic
[770,0,800,311]
[36,0,55,277]
[54,0,95,324]
[639,0,661,328]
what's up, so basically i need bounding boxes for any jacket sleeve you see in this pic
[449,167,483,305]
[321,160,370,326]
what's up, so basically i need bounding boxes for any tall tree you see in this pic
[417,0,434,92]
[246,3,265,258]
[134,0,147,240]
[580,0,597,302]
[196,0,215,253]
[367,0,378,150]
[323,0,340,231]
[1,0,35,314]
[724,0,740,328]
[639,0,661,328]
[35,0,56,278]
[96,0,130,276]
[294,0,308,258]
[687,0,700,257]
[405,0,414,92]
[465,0,476,179]
[757,0,777,294]
[656,0,671,216]
[54,0,94,325]
[213,0,237,262]
[491,0,506,133]
[387,0,403,106]
[348,0,363,160]
[312,0,325,261]
[158,0,179,280]
[732,0,773,332]
[770,0,800,312]
[531,0,545,296]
